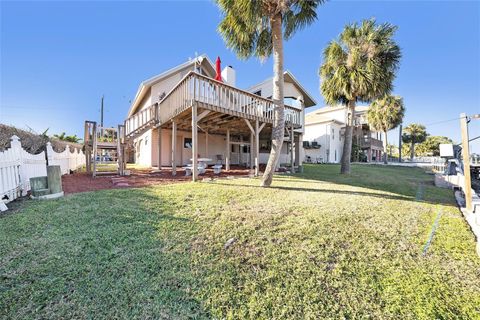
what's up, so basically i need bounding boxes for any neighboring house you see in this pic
[303,105,384,163]
[123,54,316,178]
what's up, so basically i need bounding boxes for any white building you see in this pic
[304,105,384,163]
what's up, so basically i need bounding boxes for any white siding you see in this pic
[304,121,343,163]
[134,129,153,167]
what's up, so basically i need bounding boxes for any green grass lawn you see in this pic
[1,164,479,319]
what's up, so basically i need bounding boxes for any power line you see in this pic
[423,117,461,127]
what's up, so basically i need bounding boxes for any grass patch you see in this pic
[1,164,479,319]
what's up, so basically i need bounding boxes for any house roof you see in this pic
[246,70,317,108]
[313,104,370,115]
[305,111,344,125]
[127,54,216,117]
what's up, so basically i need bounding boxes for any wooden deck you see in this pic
[123,71,304,182]
[124,71,303,138]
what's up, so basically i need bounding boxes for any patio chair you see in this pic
[215,154,223,165]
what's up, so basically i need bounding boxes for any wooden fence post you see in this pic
[460,113,472,212]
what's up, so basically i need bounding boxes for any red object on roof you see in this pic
[215,56,223,82]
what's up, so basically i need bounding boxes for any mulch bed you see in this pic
[62,166,254,194]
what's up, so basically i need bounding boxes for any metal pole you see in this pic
[398,124,402,163]
[100,95,104,128]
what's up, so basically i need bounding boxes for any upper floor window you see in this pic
[158,92,166,102]
[331,128,335,140]
[253,90,262,96]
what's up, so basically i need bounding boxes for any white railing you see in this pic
[124,71,303,137]
[0,135,86,203]
[124,104,156,137]
[431,157,447,173]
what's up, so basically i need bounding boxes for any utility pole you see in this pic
[398,124,402,163]
[100,95,104,128]
[460,113,472,212]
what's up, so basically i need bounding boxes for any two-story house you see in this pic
[123,54,316,180]
[303,105,384,163]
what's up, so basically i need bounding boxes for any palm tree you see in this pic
[367,95,405,164]
[320,19,401,174]
[53,132,82,143]
[216,0,324,187]
[402,123,427,160]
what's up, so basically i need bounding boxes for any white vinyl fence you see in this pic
[0,135,86,203]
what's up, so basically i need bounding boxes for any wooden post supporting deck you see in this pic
[157,127,162,170]
[295,133,303,172]
[192,103,198,181]
[290,124,294,173]
[205,131,209,159]
[171,120,177,176]
[226,129,230,171]
[250,133,254,169]
[255,120,259,176]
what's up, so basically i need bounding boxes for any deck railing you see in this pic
[125,71,303,137]
[124,104,156,137]
[360,137,383,149]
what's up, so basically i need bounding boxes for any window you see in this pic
[331,128,335,140]
[253,90,262,96]
[158,92,166,101]
[184,138,192,149]
[145,136,149,145]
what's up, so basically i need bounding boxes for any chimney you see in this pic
[221,65,236,87]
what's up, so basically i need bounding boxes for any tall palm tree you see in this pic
[216,0,324,187]
[320,19,401,174]
[402,123,427,160]
[367,95,405,164]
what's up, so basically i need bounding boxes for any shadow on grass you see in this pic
[219,164,454,206]
[0,187,209,319]
[214,181,412,202]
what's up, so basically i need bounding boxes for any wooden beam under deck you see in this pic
[161,106,274,137]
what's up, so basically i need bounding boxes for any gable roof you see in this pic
[305,111,344,125]
[127,54,216,117]
[247,70,317,108]
[313,104,370,115]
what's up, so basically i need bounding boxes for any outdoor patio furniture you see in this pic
[215,154,223,165]
[184,162,208,176]
[212,164,222,174]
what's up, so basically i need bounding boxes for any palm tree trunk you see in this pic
[410,140,415,160]
[383,130,388,164]
[340,100,355,174]
[261,13,284,187]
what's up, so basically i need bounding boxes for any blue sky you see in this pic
[1,0,479,152]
